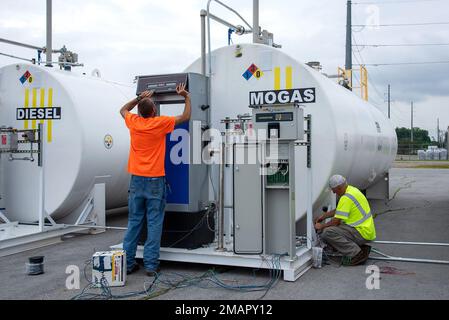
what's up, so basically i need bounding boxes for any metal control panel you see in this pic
[251,104,304,141]
[0,130,18,152]
[233,104,305,257]
[135,73,209,214]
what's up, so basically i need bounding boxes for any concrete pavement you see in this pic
[1,168,448,300]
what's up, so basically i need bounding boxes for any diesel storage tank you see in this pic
[184,43,398,222]
[0,63,134,223]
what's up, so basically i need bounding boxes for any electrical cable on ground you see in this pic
[371,179,433,218]
[373,200,432,218]
[71,254,285,300]
[388,179,415,202]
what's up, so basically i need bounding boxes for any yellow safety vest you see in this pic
[334,185,376,240]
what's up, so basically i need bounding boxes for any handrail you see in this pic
[212,0,253,31]
[0,52,35,63]
[0,38,42,51]
[0,37,61,53]
[206,0,253,77]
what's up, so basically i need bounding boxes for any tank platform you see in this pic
[1,166,449,299]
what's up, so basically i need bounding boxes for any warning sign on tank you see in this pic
[16,107,62,120]
[19,70,33,84]
[243,63,264,81]
[104,134,113,149]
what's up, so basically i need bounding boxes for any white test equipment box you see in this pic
[92,250,126,287]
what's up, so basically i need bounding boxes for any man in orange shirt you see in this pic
[120,83,191,276]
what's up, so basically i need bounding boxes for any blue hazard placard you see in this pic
[242,70,253,80]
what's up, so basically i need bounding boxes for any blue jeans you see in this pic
[123,175,167,272]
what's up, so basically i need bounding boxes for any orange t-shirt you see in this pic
[125,113,176,177]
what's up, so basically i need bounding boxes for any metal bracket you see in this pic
[369,241,449,265]
[45,212,57,227]
[74,183,106,232]
[75,197,94,225]
[295,115,312,168]
[0,209,11,224]
[1,127,41,164]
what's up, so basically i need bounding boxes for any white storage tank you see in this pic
[185,43,398,221]
[0,64,134,223]
[434,149,441,160]
[440,149,447,160]
[426,149,434,160]
[418,150,426,160]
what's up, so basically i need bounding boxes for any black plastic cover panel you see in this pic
[136,73,189,95]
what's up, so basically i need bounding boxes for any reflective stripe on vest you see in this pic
[336,211,349,218]
[343,193,373,227]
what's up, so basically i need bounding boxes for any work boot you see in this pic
[145,266,161,277]
[341,256,352,266]
[361,245,371,257]
[342,248,367,266]
[127,263,140,275]
[323,245,342,257]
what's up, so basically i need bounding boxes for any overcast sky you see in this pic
[1,0,448,140]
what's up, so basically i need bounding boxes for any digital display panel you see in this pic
[255,112,294,122]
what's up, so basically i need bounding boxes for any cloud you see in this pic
[1,0,448,134]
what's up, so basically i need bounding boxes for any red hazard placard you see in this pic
[248,64,258,74]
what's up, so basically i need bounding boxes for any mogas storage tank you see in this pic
[185,43,397,221]
[0,63,134,222]
[0,42,397,224]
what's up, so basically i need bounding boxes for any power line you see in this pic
[354,43,449,47]
[353,25,386,105]
[353,22,449,27]
[352,34,386,104]
[353,0,445,4]
[352,54,385,106]
[356,61,449,66]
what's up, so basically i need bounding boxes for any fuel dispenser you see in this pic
[135,73,213,249]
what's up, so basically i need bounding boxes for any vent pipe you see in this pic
[46,0,52,67]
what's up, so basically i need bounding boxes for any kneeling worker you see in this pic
[314,175,376,266]
[120,83,191,276]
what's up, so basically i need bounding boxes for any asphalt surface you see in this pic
[1,168,448,300]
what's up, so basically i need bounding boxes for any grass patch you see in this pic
[414,165,449,169]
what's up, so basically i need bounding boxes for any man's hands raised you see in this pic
[139,90,154,100]
[176,83,189,98]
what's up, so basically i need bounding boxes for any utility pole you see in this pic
[46,0,52,67]
[388,85,391,119]
[253,0,260,43]
[411,101,414,143]
[345,0,352,90]
[437,118,440,146]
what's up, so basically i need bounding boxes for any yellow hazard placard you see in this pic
[254,69,264,80]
